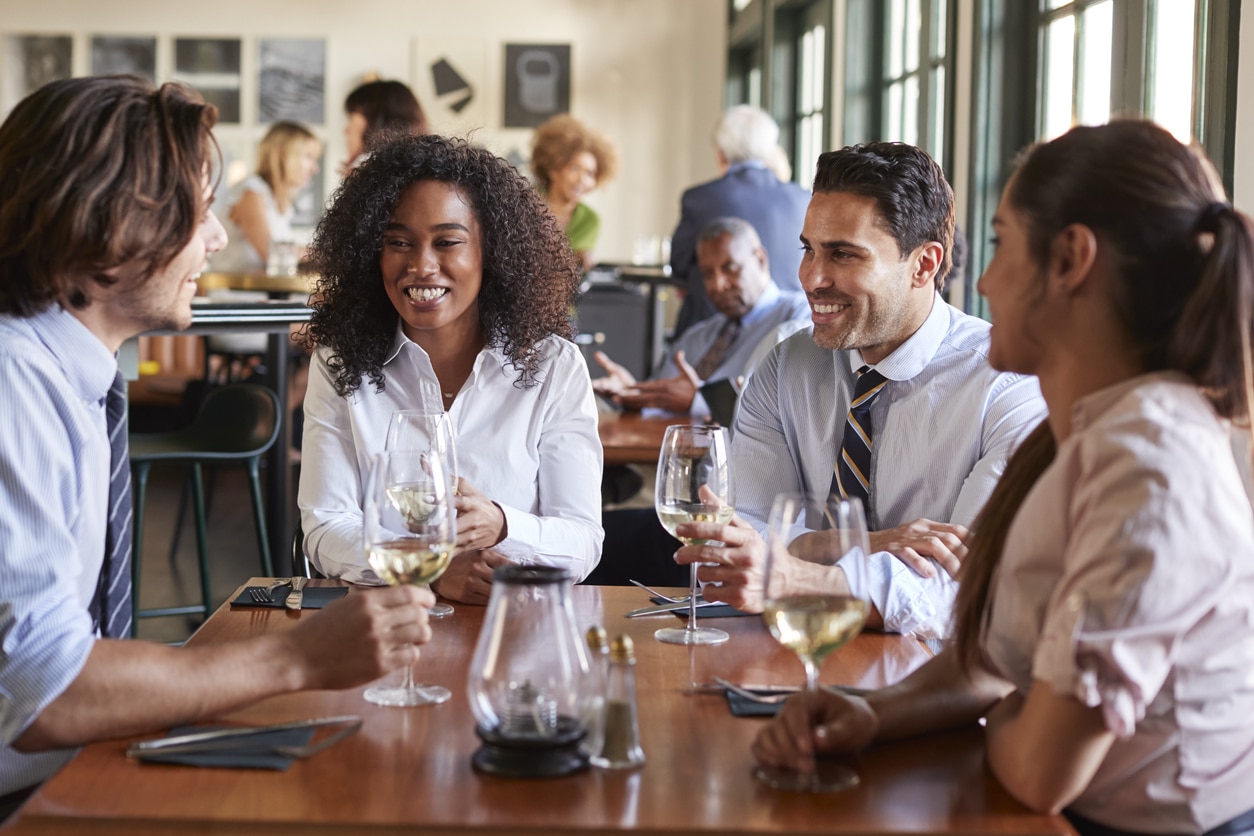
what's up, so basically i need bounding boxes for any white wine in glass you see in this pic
[654,424,733,646]
[386,408,458,617]
[362,450,456,707]
[755,493,870,792]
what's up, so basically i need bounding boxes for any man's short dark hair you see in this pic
[0,76,218,315]
[812,142,954,290]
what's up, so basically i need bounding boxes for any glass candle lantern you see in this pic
[467,565,592,777]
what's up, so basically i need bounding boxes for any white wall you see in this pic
[0,0,727,263]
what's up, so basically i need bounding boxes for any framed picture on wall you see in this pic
[258,37,325,125]
[91,36,156,81]
[174,38,242,124]
[502,43,569,128]
[2,35,71,115]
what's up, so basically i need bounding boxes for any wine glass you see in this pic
[362,449,456,707]
[653,424,733,646]
[754,492,871,792]
[386,408,458,618]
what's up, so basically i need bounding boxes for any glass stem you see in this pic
[685,563,700,633]
[401,663,415,695]
[801,655,820,697]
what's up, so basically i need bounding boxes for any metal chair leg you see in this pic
[189,462,213,617]
[245,456,273,576]
[130,461,152,637]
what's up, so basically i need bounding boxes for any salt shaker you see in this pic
[580,626,609,758]
[590,634,646,770]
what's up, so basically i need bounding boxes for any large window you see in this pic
[843,0,956,175]
[1037,0,1207,143]
[725,0,832,189]
[966,0,1239,317]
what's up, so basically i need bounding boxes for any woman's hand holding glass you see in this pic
[753,493,872,792]
[361,449,456,707]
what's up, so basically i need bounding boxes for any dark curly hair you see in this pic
[304,133,580,397]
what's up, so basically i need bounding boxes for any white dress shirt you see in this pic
[732,295,1046,637]
[299,326,604,583]
[983,373,1254,834]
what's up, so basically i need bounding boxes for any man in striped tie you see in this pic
[674,142,1046,639]
[0,77,434,816]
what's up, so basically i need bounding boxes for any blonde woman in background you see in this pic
[530,114,619,271]
[211,120,322,273]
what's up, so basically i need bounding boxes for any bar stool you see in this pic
[129,383,280,633]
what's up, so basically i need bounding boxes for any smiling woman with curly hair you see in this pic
[298,133,604,603]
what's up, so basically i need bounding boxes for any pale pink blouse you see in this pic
[983,373,1254,834]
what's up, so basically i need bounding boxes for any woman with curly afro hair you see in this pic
[298,133,604,603]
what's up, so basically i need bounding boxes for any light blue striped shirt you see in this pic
[732,295,1046,637]
[0,305,115,795]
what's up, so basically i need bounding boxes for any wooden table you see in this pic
[6,585,1074,835]
[197,271,315,296]
[598,412,691,467]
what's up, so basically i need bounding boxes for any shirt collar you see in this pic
[32,304,118,404]
[739,281,781,328]
[725,160,769,176]
[384,320,505,373]
[848,293,947,381]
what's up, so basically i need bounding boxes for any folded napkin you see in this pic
[650,597,755,619]
[133,725,316,770]
[231,585,348,609]
[726,690,789,717]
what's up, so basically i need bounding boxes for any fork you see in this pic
[629,579,692,604]
[249,587,274,604]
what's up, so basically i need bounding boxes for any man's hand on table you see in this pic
[287,585,434,689]
[868,519,969,579]
[431,548,513,605]
[751,690,880,774]
[591,351,639,404]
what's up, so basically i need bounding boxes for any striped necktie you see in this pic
[831,366,887,507]
[92,371,134,639]
[693,318,742,380]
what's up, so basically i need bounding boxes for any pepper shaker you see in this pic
[590,634,646,769]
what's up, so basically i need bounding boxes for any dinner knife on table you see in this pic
[286,577,306,610]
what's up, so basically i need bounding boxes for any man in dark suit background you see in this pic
[669,105,811,337]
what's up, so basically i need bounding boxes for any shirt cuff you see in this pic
[496,503,538,561]
[838,549,956,638]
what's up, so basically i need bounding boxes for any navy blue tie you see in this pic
[831,366,887,507]
[92,371,134,639]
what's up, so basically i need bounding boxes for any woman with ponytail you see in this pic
[752,121,1254,836]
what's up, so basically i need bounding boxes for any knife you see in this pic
[286,576,306,610]
[625,600,721,618]
[126,715,361,757]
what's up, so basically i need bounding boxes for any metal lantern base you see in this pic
[471,718,589,778]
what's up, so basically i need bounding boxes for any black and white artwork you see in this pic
[258,38,325,124]
[91,36,156,81]
[503,44,570,128]
[2,35,71,112]
[174,38,242,124]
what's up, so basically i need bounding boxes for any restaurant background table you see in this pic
[598,412,692,467]
[6,585,1074,835]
